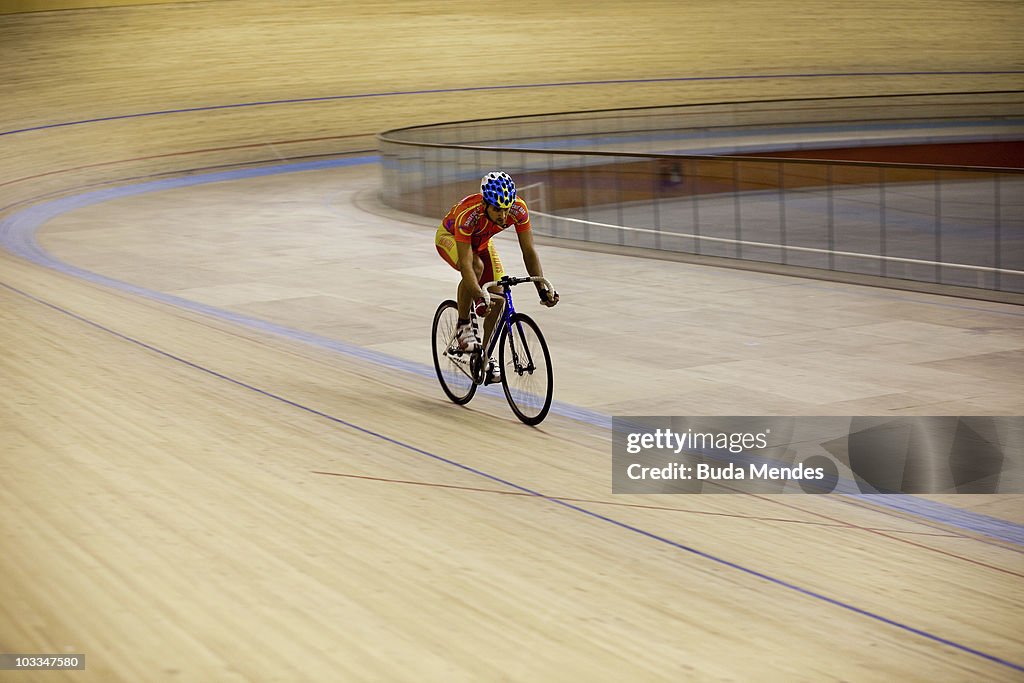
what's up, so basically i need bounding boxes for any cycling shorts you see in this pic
[435,224,505,286]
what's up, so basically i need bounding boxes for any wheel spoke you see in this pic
[432,301,477,404]
[499,313,552,425]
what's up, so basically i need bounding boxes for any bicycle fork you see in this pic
[496,287,537,377]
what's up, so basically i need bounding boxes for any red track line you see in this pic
[834,494,1024,555]
[674,472,1024,569]
[311,469,1024,578]
[312,470,956,535]
[693,483,1024,577]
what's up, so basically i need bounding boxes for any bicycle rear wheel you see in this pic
[498,313,553,425]
[432,300,478,405]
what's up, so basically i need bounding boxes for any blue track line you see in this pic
[3,70,1023,137]
[1,276,1021,675]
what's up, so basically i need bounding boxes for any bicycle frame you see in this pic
[481,283,515,360]
[478,276,548,381]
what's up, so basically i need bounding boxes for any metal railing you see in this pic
[378,93,1024,294]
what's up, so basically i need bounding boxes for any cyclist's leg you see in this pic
[436,225,481,320]
[479,240,505,350]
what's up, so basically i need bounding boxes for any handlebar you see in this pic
[478,275,554,308]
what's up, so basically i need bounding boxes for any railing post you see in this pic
[934,169,943,284]
[994,173,1002,292]
[616,160,624,246]
[652,159,661,250]
[879,167,887,278]
[547,153,556,238]
[827,165,835,272]
[580,156,589,242]
[733,160,742,259]
[778,162,787,265]
[691,159,701,256]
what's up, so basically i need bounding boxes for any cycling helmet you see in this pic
[480,171,516,209]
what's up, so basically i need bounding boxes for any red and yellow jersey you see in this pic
[441,193,531,252]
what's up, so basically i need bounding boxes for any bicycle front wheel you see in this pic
[498,313,553,425]
[432,300,477,405]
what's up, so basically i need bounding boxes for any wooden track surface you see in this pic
[2,2,1023,681]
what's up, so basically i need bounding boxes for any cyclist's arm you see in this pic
[516,229,558,305]
[517,228,543,279]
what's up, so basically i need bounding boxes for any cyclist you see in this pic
[435,171,559,384]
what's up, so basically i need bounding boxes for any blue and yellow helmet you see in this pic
[481,171,516,209]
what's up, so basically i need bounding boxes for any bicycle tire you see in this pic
[432,300,478,405]
[498,312,553,425]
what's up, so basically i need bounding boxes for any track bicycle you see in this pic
[431,275,555,425]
